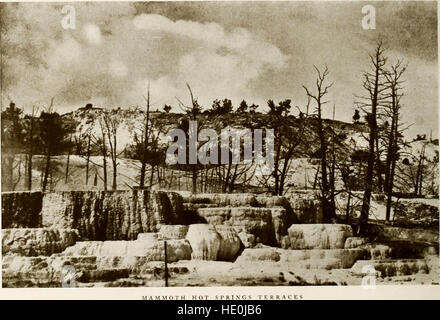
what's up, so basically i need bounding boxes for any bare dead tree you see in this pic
[139,82,151,189]
[303,65,336,222]
[82,113,95,186]
[414,141,427,196]
[187,84,199,194]
[329,103,337,218]
[96,115,108,191]
[383,59,407,221]
[85,131,92,185]
[11,155,22,191]
[102,110,120,190]
[148,130,164,188]
[65,133,72,184]
[25,106,38,190]
[217,161,256,193]
[255,98,310,196]
[175,83,203,194]
[356,40,388,235]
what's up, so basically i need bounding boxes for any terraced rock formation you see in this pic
[2,190,439,287]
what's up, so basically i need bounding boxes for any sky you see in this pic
[0,1,437,138]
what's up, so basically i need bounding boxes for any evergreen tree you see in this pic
[352,109,360,124]
[39,110,71,192]
[236,100,249,113]
[1,102,24,191]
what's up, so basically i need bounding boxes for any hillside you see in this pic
[62,106,369,155]
[6,105,439,196]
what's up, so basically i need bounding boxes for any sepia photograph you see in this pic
[0,1,439,291]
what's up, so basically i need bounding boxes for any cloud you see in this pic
[48,36,83,70]
[108,60,128,78]
[134,13,287,109]
[133,13,252,50]
[131,13,287,107]
[1,4,287,113]
[0,2,437,138]
[82,24,103,46]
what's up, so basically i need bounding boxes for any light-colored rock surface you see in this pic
[61,239,191,262]
[2,228,78,256]
[183,193,258,207]
[196,207,231,224]
[278,248,367,269]
[394,199,439,229]
[360,241,437,260]
[236,247,366,269]
[185,224,221,260]
[185,195,295,241]
[3,255,54,273]
[286,191,321,223]
[3,189,439,287]
[214,225,242,261]
[197,207,276,245]
[235,230,256,248]
[158,225,189,240]
[41,191,141,239]
[3,250,438,287]
[229,207,276,245]
[92,256,157,273]
[425,255,439,277]
[351,259,429,277]
[255,196,289,208]
[136,232,158,241]
[361,243,393,260]
[345,237,369,249]
[377,226,439,245]
[235,248,281,263]
[256,196,297,224]
[183,203,218,212]
[214,193,258,207]
[168,260,354,286]
[270,207,288,246]
[287,224,353,249]
[2,255,130,286]
[2,190,183,240]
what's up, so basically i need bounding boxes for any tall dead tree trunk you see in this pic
[112,132,117,190]
[375,135,383,192]
[329,104,337,217]
[384,60,407,221]
[42,151,51,192]
[103,113,118,190]
[98,117,108,191]
[303,65,335,223]
[178,83,201,194]
[149,164,155,188]
[85,133,91,185]
[65,134,71,184]
[102,148,107,190]
[359,40,387,235]
[26,107,36,190]
[139,82,151,189]
[188,85,198,194]
[26,153,32,190]
[415,143,425,196]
